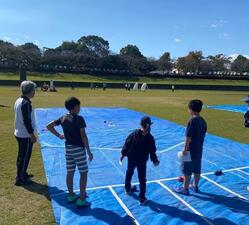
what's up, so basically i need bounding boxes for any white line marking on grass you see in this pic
[157,181,214,225]
[50,165,249,197]
[108,186,140,225]
[160,142,185,153]
[201,175,248,200]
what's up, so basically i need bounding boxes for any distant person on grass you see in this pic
[120,116,160,205]
[14,81,37,186]
[46,97,93,207]
[175,99,207,195]
[243,95,249,128]
[242,95,249,192]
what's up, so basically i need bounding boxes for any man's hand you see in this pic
[182,150,188,156]
[120,155,125,162]
[59,134,65,140]
[153,160,160,167]
[30,134,37,143]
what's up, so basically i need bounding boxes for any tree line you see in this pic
[0,35,249,76]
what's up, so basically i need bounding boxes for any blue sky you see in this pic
[0,0,248,58]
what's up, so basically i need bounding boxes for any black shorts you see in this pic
[181,159,202,176]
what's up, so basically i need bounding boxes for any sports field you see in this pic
[1,86,249,225]
[1,71,249,86]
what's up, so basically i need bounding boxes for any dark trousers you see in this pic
[125,161,147,198]
[15,136,33,181]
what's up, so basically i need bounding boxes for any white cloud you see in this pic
[25,35,30,39]
[218,32,230,39]
[211,24,217,28]
[174,38,181,42]
[3,36,11,41]
[229,53,249,61]
[219,19,228,24]
[34,40,40,46]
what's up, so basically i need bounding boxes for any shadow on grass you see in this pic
[0,104,9,108]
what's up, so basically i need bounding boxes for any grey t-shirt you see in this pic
[186,116,207,159]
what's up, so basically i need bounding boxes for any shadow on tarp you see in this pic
[23,181,134,225]
[23,181,248,225]
[128,193,237,225]
[192,191,249,215]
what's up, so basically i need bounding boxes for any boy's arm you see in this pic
[80,128,93,161]
[183,136,191,155]
[183,120,193,155]
[149,137,159,164]
[120,133,133,162]
[121,133,133,157]
[46,121,64,139]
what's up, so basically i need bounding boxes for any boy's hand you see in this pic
[153,160,160,167]
[30,134,37,143]
[59,134,65,140]
[182,150,188,156]
[120,155,125,162]
[88,152,93,161]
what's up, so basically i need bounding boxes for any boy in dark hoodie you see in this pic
[120,116,160,205]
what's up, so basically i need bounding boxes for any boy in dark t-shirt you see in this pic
[120,116,160,205]
[175,99,207,195]
[47,97,93,207]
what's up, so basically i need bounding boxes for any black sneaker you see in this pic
[139,197,148,206]
[190,184,200,193]
[125,185,137,195]
[15,179,33,186]
[25,173,34,178]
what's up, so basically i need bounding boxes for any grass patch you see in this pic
[1,71,249,86]
[0,86,249,224]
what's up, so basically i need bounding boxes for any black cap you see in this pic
[141,116,153,128]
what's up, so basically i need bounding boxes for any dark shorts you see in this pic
[181,159,202,176]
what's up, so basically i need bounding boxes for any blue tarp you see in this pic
[35,107,249,225]
[206,105,247,114]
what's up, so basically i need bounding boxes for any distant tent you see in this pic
[141,83,148,91]
[50,80,54,89]
[133,82,139,91]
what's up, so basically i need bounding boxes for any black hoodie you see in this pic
[121,129,158,163]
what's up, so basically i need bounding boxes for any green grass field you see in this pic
[1,71,249,86]
[1,86,249,225]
